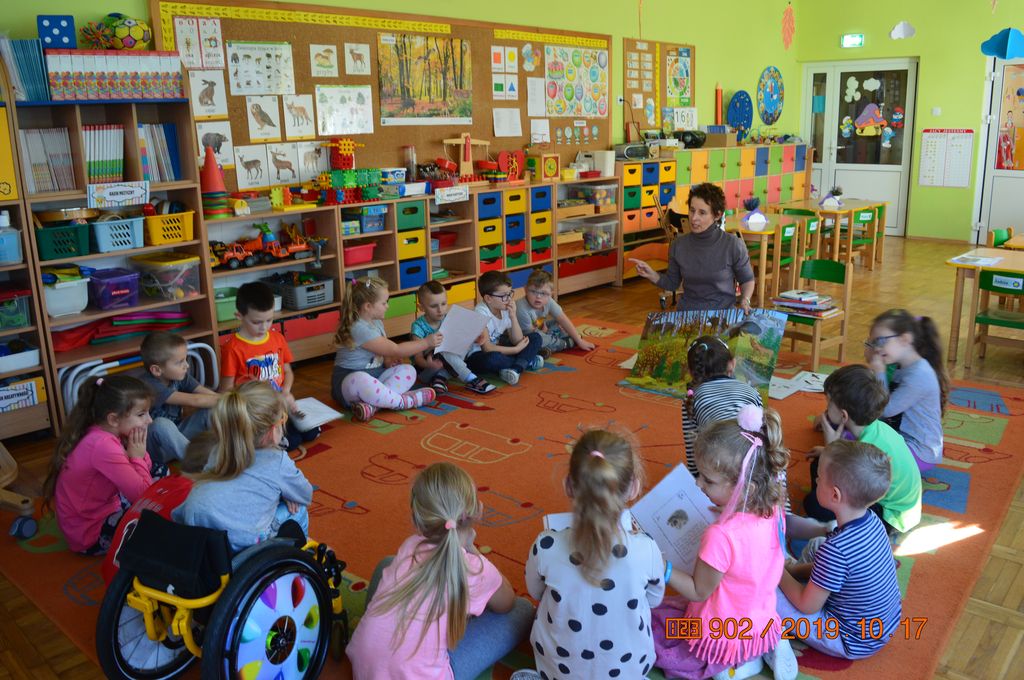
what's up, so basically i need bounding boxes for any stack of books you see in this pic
[137,123,181,183]
[17,128,74,193]
[0,38,49,102]
[45,50,184,101]
[84,124,125,184]
[772,289,842,319]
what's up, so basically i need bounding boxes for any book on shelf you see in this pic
[779,306,842,320]
[83,124,125,184]
[778,289,824,302]
[137,123,181,182]
[45,49,184,101]
[771,297,834,311]
[0,38,49,102]
[17,127,75,193]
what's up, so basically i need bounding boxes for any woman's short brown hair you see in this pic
[688,182,726,218]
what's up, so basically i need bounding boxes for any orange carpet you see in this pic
[1,317,1022,679]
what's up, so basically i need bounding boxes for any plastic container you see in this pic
[262,272,335,311]
[0,227,22,264]
[37,223,90,260]
[343,242,376,266]
[91,216,145,253]
[214,287,281,322]
[0,341,40,373]
[343,205,388,234]
[433,230,458,249]
[88,268,141,310]
[44,277,90,317]
[143,211,195,245]
[130,252,201,300]
[571,184,618,206]
[380,167,407,184]
[0,287,32,329]
[341,220,361,236]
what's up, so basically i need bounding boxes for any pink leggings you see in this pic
[341,365,417,409]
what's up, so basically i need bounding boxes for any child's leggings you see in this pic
[340,364,418,409]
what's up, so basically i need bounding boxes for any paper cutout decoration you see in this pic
[727,90,754,140]
[757,66,784,126]
[781,3,795,50]
[890,21,916,40]
[854,103,887,136]
[891,106,905,129]
[863,77,881,92]
[38,16,76,48]
[881,126,896,148]
[840,116,854,138]
[981,28,1024,59]
[844,76,862,103]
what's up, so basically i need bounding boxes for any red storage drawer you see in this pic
[531,247,551,262]
[480,257,503,273]
[283,310,341,341]
[558,251,618,278]
[506,239,527,255]
[433,230,458,248]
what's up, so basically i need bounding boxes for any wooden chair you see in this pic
[835,207,877,270]
[963,268,1024,371]
[782,259,853,371]
[987,228,1018,311]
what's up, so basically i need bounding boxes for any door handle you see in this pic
[836,145,847,150]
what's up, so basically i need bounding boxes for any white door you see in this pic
[977,58,1024,244]
[802,59,918,236]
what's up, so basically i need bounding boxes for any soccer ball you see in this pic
[107,15,151,50]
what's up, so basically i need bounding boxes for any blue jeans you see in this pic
[466,332,542,376]
[147,409,211,463]
[258,502,310,542]
[366,557,534,680]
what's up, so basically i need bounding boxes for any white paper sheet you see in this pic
[769,375,800,400]
[950,254,1002,267]
[618,353,637,370]
[527,77,546,117]
[629,465,717,573]
[492,108,523,137]
[435,304,490,357]
[530,118,551,144]
[291,397,344,430]
[793,371,828,393]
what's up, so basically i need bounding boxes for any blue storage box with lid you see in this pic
[88,268,141,310]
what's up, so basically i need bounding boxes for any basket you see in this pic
[91,216,145,253]
[44,277,89,317]
[36,223,90,261]
[343,242,376,266]
[262,272,335,311]
[144,211,195,245]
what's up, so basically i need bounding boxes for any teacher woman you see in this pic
[630,183,755,313]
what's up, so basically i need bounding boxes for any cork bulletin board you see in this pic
[622,37,695,135]
[152,0,612,193]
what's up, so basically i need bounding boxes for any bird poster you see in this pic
[309,44,338,79]
[624,308,787,400]
[377,33,472,126]
[227,41,295,96]
[315,85,374,136]
[246,96,282,142]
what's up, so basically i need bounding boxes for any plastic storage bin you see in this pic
[263,272,336,310]
[37,223,90,260]
[144,211,195,245]
[130,252,201,300]
[433,230,458,249]
[396,201,426,231]
[0,287,31,329]
[399,258,429,289]
[343,242,377,266]
[343,205,388,234]
[571,184,617,206]
[0,341,40,373]
[341,220,361,236]
[44,277,90,317]
[0,228,23,264]
[91,216,144,253]
[214,287,282,322]
[88,268,141,310]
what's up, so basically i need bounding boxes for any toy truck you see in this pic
[210,240,257,269]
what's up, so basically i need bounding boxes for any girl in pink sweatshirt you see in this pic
[43,375,155,554]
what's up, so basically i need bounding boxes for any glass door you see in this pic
[978,58,1024,243]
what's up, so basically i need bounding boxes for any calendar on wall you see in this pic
[918,128,974,188]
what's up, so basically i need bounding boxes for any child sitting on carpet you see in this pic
[347,462,533,679]
[779,440,902,660]
[805,365,922,535]
[466,271,543,386]
[865,309,949,472]
[410,280,495,395]
[173,382,312,553]
[653,406,798,680]
[515,429,665,680]
[331,276,440,422]
[515,269,595,358]
[44,375,155,555]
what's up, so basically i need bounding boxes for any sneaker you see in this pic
[401,388,436,409]
[510,671,541,680]
[763,638,799,680]
[528,355,545,370]
[431,376,449,394]
[465,377,496,394]
[538,347,553,359]
[351,402,378,422]
[712,657,763,680]
[499,368,521,385]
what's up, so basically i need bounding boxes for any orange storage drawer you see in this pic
[622,209,642,233]
[640,207,660,230]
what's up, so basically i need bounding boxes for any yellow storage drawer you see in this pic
[397,229,427,260]
[478,218,502,246]
[640,185,658,208]
[622,163,643,186]
[448,281,476,304]
[529,210,552,236]
[659,160,676,183]
[503,189,527,214]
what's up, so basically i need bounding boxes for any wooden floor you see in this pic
[1,237,1021,678]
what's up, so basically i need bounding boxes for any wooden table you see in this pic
[945,246,1024,365]
[1001,234,1024,250]
[771,198,888,267]
[723,214,798,308]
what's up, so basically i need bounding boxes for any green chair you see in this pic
[988,227,1014,248]
[964,269,1024,371]
[835,207,877,270]
[781,258,852,371]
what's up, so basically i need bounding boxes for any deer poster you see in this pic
[283,94,316,141]
[188,70,228,120]
[266,143,300,184]
[246,95,282,143]
[624,308,787,400]
[344,43,369,76]
[233,144,269,191]
[377,33,472,126]
[315,85,373,136]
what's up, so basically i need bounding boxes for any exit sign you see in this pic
[841,33,865,48]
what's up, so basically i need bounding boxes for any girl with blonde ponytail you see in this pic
[348,463,533,680]
[172,381,312,552]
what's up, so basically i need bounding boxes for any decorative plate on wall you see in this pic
[757,66,785,125]
[727,90,754,137]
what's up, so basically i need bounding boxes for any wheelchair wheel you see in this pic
[96,568,197,680]
[201,544,332,679]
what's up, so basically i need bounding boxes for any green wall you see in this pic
[798,1,1024,241]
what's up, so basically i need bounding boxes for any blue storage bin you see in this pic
[530,185,552,212]
[399,258,429,289]
[641,163,660,186]
[509,263,552,289]
[477,192,502,219]
[755,147,770,176]
[0,228,22,264]
[505,214,526,242]
[795,144,807,172]
[659,183,676,206]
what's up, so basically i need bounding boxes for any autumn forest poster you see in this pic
[377,33,472,125]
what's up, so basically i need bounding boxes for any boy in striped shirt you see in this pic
[778,440,902,659]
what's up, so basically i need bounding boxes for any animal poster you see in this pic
[227,41,295,96]
[625,308,787,400]
[544,45,609,118]
[377,33,472,126]
[344,43,371,76]
[309,44,338,78]
[266,142,300,184]
[197,18,225,69]
[173,17,202,69]
[665,47,692,107]
[995,63,1024,170]
[315,85,374,135]
[246,95,281,142]
[283,94,316,140]
[296,140,330,183]
[196,120,234,169]
[188,69,228,120]
[233,144,269,190]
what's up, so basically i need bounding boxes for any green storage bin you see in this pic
[531,234,552,250]
[385,292,416,319]
[506,252,528,268]
[768,146,784,175]
[214,287,239,322]
[396,200,426,231]
[623,186,642,210]
[37,223,90,261]
[480,244,503,260]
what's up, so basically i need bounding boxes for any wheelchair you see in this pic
[96,510,349,679]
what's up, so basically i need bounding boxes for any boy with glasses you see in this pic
[466,271,543,386]
[516,269,596,358]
